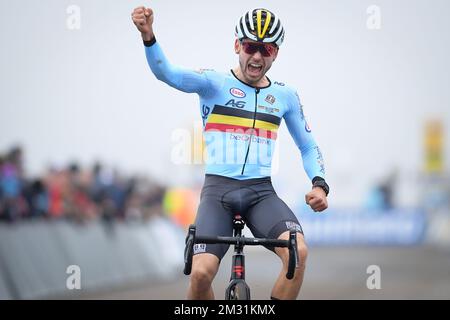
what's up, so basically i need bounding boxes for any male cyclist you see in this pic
[132,6,329,300]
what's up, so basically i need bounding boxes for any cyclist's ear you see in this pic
[272,47,279,61]
[234,39,241,54]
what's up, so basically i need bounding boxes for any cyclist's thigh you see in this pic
[245,194,303,242]
[194,196,234,261]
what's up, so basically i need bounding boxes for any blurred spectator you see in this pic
[365,169,398,211]
[379,169,398,209]
[0,147,28,221]
[65,163,97,223]
[144,184,166,218]
[46,166,66,219]
[8,145,25,178]
[23,179,49,218]
[0,147,167,225]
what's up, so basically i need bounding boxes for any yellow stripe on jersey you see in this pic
[207,114,279,131]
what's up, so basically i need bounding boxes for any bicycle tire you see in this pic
[228,281,250,300]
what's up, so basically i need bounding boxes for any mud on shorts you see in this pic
[193,174,303,261]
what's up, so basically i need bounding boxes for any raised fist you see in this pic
[131,6,154,39]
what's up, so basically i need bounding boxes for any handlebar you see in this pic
[286,229,299,279]
[183,224,299,279]
[183,225,196,275]
[194,235,289,247]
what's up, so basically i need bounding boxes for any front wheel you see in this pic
[226,281,251,300]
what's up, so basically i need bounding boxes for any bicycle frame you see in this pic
[225,215,250,299]
[184,214,299,300]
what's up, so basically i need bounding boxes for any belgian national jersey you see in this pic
[144,40,325,181]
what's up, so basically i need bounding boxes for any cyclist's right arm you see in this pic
[144,41,212,96]
[132,6,212,96]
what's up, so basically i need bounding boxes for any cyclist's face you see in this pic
[235,39,278,85]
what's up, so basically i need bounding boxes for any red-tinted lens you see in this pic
[241,42,259,55]
[242,42,275,57]
[263,43,276,56]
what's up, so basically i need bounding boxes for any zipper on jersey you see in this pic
[241,88,260,175]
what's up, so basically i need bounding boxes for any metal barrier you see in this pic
[0,217,185,299]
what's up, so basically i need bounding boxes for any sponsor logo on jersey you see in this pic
[285,221,303,233]
[225,99,246,108]
[202,104,210,126]
[274,81,285,86]
[314,146,325,175]
[296,92,305,120]
[230,133,271,145]
[265,94,276,105]
[194,68,214,74]
[230,87,246,98]
[299,104,305,120]
[305,122,312,132]
[194,243,206,254]
[258,105,279,114]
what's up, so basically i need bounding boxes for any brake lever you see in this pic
[286,229,298,279]
[183,225,196,275]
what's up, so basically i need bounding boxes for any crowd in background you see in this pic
[0,146,166,224]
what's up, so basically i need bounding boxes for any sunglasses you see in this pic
[241,41,277,57]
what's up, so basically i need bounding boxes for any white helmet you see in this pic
[235,8,285,47]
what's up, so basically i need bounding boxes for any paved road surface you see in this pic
[76,245,450,300]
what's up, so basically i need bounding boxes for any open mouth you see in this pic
[247,63,263,75]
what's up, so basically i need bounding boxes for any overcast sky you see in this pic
[1,0,449,207]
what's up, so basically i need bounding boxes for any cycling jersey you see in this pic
[144,39,325,181]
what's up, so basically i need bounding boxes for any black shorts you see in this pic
[193,174,303,261]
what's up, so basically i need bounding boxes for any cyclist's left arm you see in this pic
[283,88,326,182]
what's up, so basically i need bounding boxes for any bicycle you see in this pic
[184,214,299,300]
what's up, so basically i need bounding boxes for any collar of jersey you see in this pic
[230,69,272,90]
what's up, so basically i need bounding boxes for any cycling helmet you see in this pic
[235,8,285,47]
